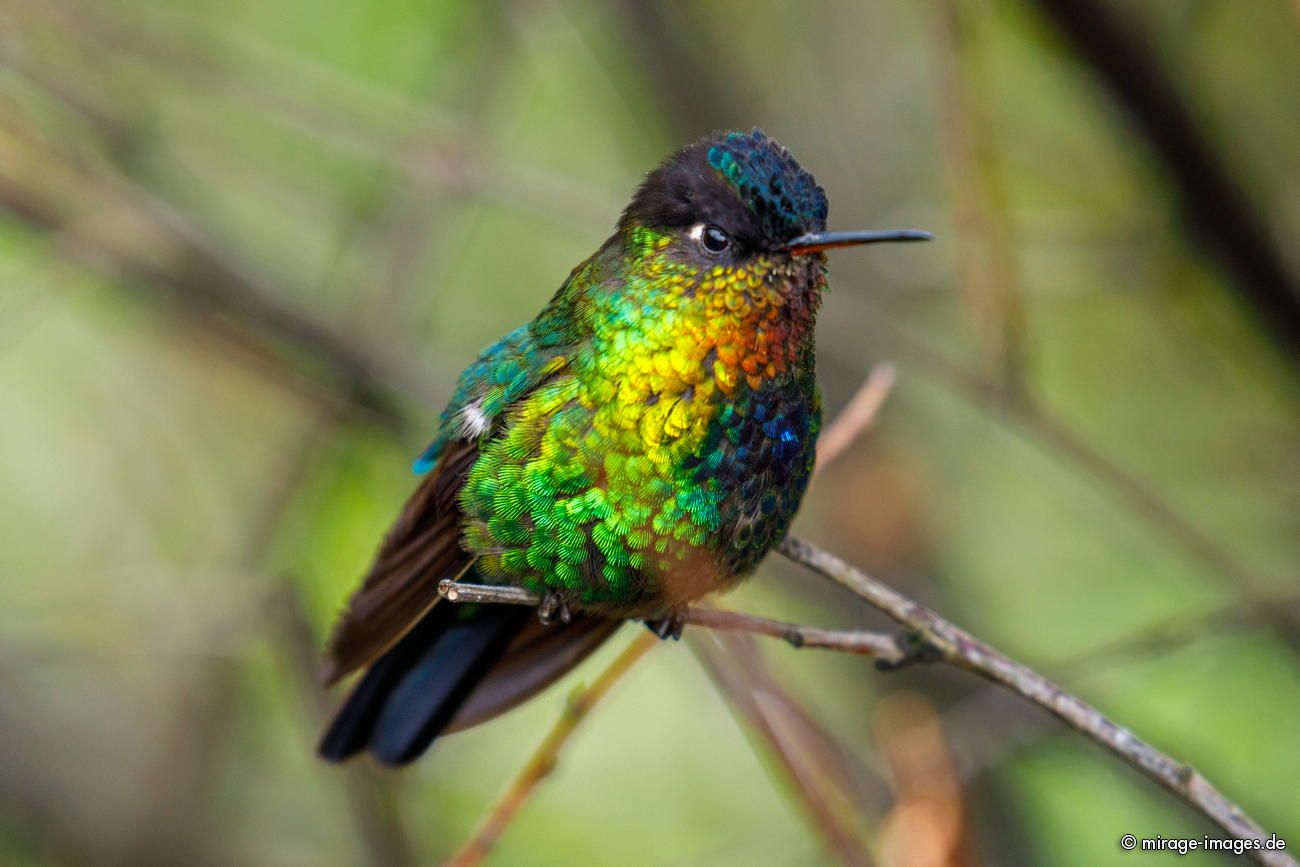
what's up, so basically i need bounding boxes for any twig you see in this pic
[437,580,905,664]
[437,582,538,605]
[939,591,1300,789]
[680,607,901,660]
[814,362,897,476]
[444,631,659,867]
[776,536,1296,867]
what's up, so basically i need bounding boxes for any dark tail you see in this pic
[318,601,531,766]
[319,600,623,766]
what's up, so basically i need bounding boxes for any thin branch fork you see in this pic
[437,580,907,664]
[440,553,1297,865]
[775,536,1296,867]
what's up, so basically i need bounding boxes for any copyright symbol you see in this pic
[1121,835,1137,851]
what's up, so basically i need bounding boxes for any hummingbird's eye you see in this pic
[699,224,730,255]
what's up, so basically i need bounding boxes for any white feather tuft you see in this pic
[456,402,491,439]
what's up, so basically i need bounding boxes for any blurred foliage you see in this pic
[0,1,1296,865]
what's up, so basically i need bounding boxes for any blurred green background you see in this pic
[1,1,1296,865]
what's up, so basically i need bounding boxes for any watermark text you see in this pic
[1120,833,1288,856]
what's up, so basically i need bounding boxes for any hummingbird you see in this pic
[318,129,930,765]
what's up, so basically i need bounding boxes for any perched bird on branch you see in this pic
[318,129,930,766]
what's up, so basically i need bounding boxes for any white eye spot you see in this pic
[688,223,706,243]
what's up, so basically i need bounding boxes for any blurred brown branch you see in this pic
[445,592,893,865]
[697,359,900,867]
[874,692,979,867]
[815,362,897,476]
[689,630,882,867]
[445,631,659,867]
[930,1,1026,388]
[0,121,433,426]
[1031,0,1300,361]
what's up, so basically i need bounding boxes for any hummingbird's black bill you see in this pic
[784,229,934,256]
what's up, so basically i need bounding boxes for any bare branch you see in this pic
[445,632,659,867]
[437,580,906,664]
[941,591,1300,788]
[776,536,1296,867]
[438,582,537,605]
[679,607,901,660]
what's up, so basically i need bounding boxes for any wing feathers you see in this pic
[322,440,479,685]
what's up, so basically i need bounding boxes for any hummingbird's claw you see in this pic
[537,591,572,626]
[644,611,686,641]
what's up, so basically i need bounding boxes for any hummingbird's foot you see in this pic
[644,610,686,641]
[537,591,573,626]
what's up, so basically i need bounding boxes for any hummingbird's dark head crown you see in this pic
[618,129,828,253]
